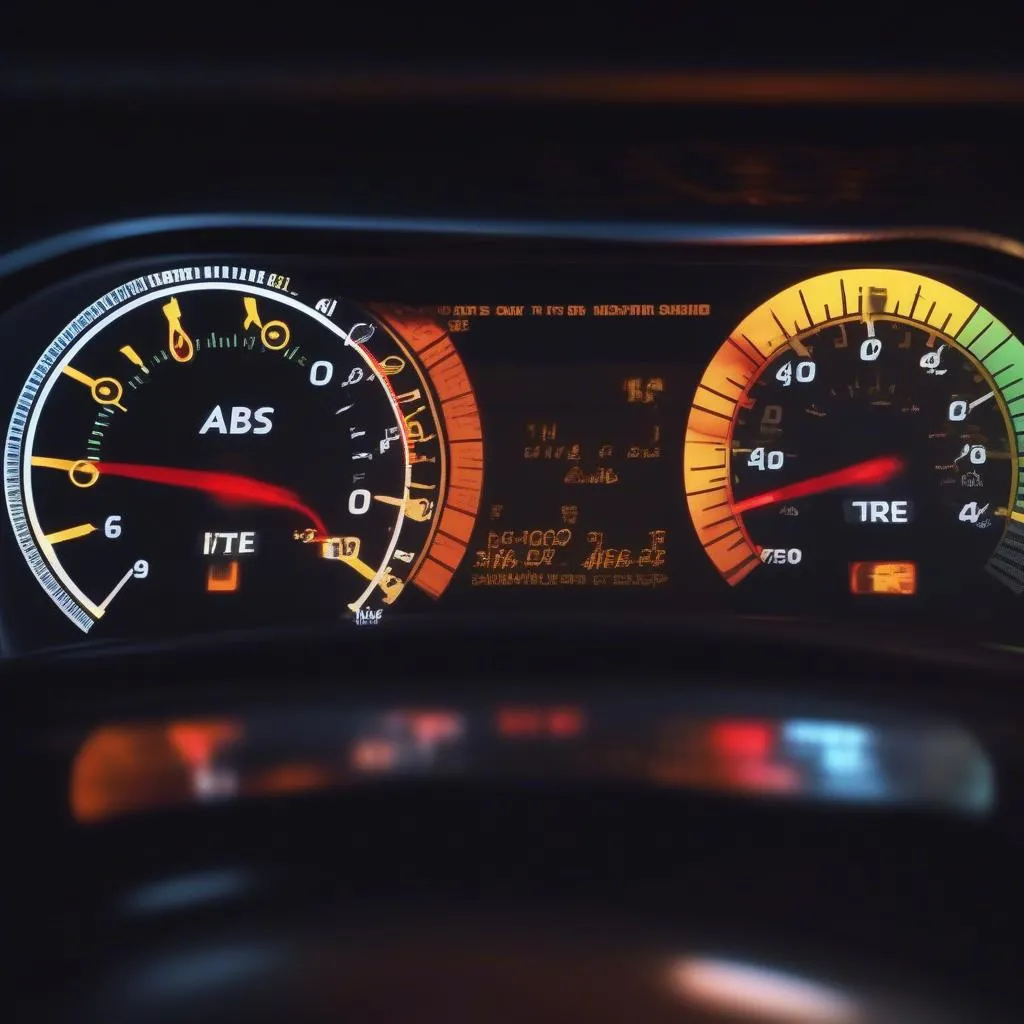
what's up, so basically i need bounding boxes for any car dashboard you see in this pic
[6,63,1024,1023]
[4,224,1024,651]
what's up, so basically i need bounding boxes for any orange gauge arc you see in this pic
[371,305,484,598]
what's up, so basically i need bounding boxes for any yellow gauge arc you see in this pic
[684,268,1024,590]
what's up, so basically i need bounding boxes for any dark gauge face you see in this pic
[730,318,1013,596]
[5,271,483,636]
[685,270,1024,603]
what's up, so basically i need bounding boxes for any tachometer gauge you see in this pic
[5,267,483,636]
[684,269,1024,600]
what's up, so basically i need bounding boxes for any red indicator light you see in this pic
[709,720,774,760]
[399,711,463,745]
[167,720,242,769]
[496,708,541,737]
[496,706,585,738]
[548,707,584,737]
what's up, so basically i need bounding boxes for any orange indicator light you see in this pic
[351,739,397,772]
[206,561,240,592]
[849,561,917,595]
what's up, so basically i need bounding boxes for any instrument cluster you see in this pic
[3,227,1024,651]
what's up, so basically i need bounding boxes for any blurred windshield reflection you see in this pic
[70,699,993,824]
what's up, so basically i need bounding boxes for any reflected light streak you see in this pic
[247,762,335,795]
[122,868,253,916]
[125,943,279,1000]
[670,957,861,1023]
[710,720,774,759]
[351,738,397,772]
[167,720,242,769]
[389,709,464,746]
[496,705,585,738]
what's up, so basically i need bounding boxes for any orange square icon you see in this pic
[849,561,916,596]
[206,561,239,592]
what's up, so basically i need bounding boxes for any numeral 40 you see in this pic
[748,447,785,471]
[775,360,816,386]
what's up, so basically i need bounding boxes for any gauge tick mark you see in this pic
[95,566,136,616]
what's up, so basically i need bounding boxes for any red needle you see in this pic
[94,462,328,536]
[732,455,905,514]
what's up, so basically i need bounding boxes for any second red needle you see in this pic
[731,455,905,515]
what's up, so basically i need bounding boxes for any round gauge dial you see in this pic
[684,269,1024,600]
[5,269,483,636]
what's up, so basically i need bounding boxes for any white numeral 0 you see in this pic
[309,360,333,386]
[348,488,371,515]
[949,400,968,421]
[860,338,883,361]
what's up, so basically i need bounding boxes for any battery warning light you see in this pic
[849,561,916,596]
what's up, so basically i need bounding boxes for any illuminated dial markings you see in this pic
[162,297,195,363]
[62,365,127,411]
[6,273,482,636]
[684,269,1024,598]
[119,345,149,374]
[373,494,436,521]
[369,304,485,598]
[44,522,98,544]
[242,295,291,351]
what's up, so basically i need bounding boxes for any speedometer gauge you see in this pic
[5,266,483,635]
[684,269,1024,600]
